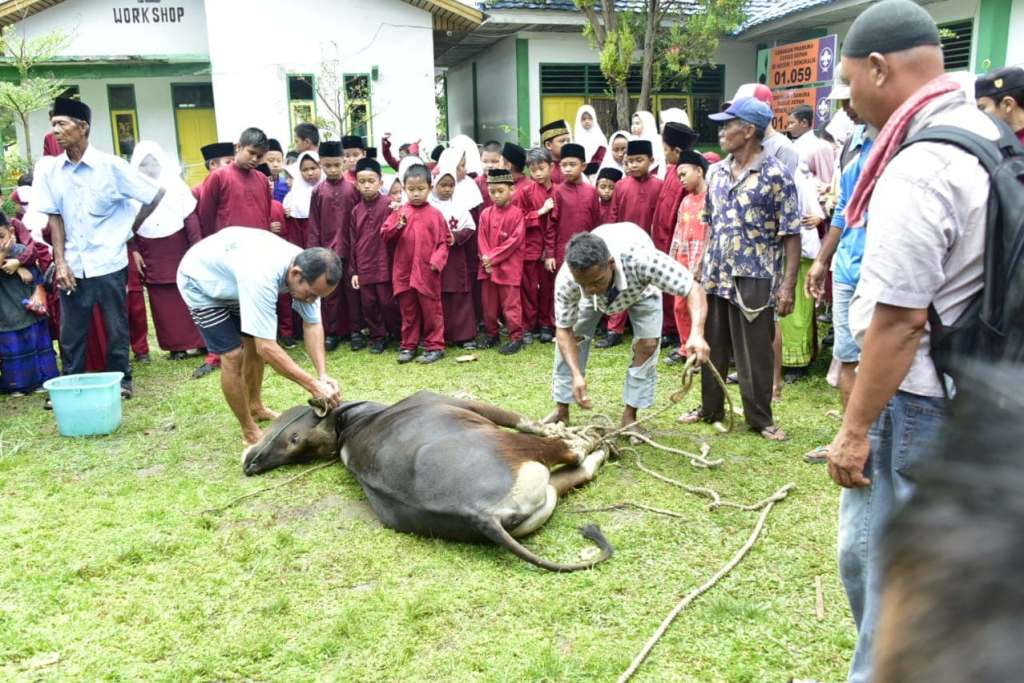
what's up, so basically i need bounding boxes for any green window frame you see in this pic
[106,83,139,160]
[287,73,317,136]
[342,72,372,140]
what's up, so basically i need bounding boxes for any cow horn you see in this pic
[308,398,330,418]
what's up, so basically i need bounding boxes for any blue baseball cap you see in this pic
[708,96,773,130]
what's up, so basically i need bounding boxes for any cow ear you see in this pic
[308,398,330,418]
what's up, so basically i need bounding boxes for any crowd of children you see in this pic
[5,103,722,389]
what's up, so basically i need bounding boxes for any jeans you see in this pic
[838,390,948,682]
[832,281,861,364]
[59,267,132,385]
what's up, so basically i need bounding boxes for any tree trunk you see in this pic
[20,112,34,167]
[638,0,659,113]
[615,83,632,131]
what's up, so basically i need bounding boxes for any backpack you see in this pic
[898,117,1024,397]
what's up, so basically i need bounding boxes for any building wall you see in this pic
[16,75,212,166]
[470,36,518,143]
[203,0,438,151]
[11,0,209,57]
[1007,0,1024,65]
[446,62,475,140]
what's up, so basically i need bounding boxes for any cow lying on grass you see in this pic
[242,391,613,572]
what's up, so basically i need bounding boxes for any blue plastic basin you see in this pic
[43,372,124,437]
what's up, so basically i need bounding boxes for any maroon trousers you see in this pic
[662,295,678,337]
[321,287,351,338]
[520,260,542,332]
[608,310,629,335]
[442,291,477,344]
[360,282,400,342]
[148,284,203,351]
[397,289,445,352]
[538,268,555,329]
[482,281,523,341]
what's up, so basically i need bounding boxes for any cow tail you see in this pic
[479,518,614,572]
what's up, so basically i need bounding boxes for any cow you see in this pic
[242,391,614,572]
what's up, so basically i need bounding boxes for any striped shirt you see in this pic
[554,222,693,329]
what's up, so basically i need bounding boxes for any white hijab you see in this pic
[429,158,476,232]
[573,105,606,163]
[449,135,483,178]
[396,155,426,203]
[659,107,691,128]
[282,150,322,219]
[598,130,630,173]
[632,110,665,177]
[129,140,196,240]
[438,147,484,213]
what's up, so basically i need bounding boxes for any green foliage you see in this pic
[657,0,747,90]
[600,22,636,88]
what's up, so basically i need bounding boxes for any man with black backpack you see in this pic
[822,1,1014,681]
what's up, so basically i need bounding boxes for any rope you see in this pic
[198,459,339,516]
[616,483,794,683]
[567,502,687,520]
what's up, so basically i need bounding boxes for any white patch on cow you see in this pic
[581,448,609,480]
[340,444,351,467]
[494,461,552,533]
[510,484,557,538]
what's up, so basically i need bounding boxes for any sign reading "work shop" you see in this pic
[112,2,187,25]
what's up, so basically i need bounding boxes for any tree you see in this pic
[575,0,744,130]
[574,0,635,131]
[0,23,73,166]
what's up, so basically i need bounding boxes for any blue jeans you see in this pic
[838,391,948,682]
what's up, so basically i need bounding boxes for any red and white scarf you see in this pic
[844,74,960,229]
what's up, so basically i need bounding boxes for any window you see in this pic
[172,83,215,109]
[107,84,139,159]
[287,74,316,134]
[344,74,371,139]
[939,19,973,71]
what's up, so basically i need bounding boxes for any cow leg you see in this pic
[444,396,548,435]
[548,449,610,496]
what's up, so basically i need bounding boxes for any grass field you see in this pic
[0,333,855,682]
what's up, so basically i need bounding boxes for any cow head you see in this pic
[242,400,384,476]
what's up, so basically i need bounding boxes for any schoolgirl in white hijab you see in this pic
[129,140,196,239]
[573,104,607,163]
[598,130,631,174]
[282,150,322,219]
[438,147,484,214]
[630,110,665,177]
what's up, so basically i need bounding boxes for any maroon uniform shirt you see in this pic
[650,164,686,253]
[346,194,393,286]
[515,180,553,261]
[197,164,272,234]
[477,203,526,287]
[610,173,664,233]
[307,178,360,252]
[548,180,602,266]
[381,203,450,299]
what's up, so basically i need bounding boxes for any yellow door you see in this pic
[175,108,218,187]
[541,96,585,140]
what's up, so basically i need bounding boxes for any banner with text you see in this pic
[768,35,837,90]
[770,86,834,131]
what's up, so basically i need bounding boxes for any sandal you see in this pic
[676,408,704,424]
[759,425,787,442]
[804,445,829,464]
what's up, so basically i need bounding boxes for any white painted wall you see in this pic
[11,0,209,57]
[15,75,212,166]
[445,62,475,140]
[1007,0,1024,66]
[471,36,518,143]
[715,38,758,104]
[203,0,438,151]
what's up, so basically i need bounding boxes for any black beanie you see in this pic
[842,0,940,58]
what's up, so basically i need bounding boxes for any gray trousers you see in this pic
[552,292,662,409]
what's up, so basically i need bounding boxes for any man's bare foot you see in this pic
[242,426,264,446]
[760,425,787,442]
[251,407,280,422]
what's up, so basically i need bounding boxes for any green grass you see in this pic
[0,332,854,682]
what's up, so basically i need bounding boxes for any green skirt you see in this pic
[780,258,815,368]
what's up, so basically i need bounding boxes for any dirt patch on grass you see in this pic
[274,494,381,527]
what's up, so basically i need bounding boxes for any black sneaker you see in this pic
[476,334,500,349]
[397,349,416,364]
[595,331,623,349]
[279,336,298,349]
[663,350,685,366]
[462,340,478,350]
[538,327,555,343]
[192,362,218,379]
[167,351,189,361]
[499,339,524,355]
[120,383,133,399]
[134,353,151,364]
[660,334,680,349]
[324,335,340,352]
[522,332,534,346]
[350,332,367,351]
[369,340,386,354]
[417,350,445,364]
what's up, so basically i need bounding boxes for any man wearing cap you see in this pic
[540,120,572,184]
[545,224,709,429]
[679,96,801,441]
[33,97,166,398]
[975,65,1024,144]
[824,1,997,680]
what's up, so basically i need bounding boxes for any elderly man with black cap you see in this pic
[677,96,801,442]
[976,64,1024,144]
[820,1,999,681]
[33,97,166,398]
